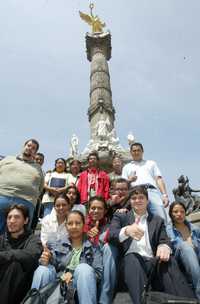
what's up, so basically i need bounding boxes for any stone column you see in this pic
[81,32,128,166]
[86,32,115,140]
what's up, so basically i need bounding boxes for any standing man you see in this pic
[0,204,42,304]
[77,151,110,204]
[122,142,170,230]
[0,139,44,233]
[35,152,45,167]
[109,186,195,304]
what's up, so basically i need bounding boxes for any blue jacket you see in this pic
[51,238,103,281]
[170,220,200,260]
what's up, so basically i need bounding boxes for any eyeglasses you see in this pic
[114,188,128,192]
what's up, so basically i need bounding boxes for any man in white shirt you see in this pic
[122,142,170,232]
[109,186,194,304]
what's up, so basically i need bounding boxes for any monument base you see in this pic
[187,211,200,227]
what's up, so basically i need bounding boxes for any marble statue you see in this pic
[127,132,135,146]
[96,117,110,139]
[69,134,79,157]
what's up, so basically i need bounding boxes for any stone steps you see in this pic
[113,292,132,304]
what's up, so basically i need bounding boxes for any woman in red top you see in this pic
[84,196,118,304]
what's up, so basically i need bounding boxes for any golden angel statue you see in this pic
[79,3,106,33]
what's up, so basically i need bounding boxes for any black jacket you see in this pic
[109,209,171,256]
[0,229,42,272]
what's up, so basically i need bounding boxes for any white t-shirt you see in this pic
[122,160,162,188]
[65,173,79,187]
[42,171,68,203]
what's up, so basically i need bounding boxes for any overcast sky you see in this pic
[0,0,200,199]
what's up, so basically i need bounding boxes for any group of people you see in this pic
[0,138,199,304]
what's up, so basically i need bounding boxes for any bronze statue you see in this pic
[79,3,106,33]
[173,175,200,214]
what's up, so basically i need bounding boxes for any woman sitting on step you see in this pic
[169,201,200,299]
[32,210,103,304]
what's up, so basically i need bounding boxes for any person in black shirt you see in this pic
[0,204,42,304]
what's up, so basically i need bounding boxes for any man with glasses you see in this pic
[108,178,130,220]
[122,142,171,233]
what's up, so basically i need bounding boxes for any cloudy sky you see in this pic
[0,0,200,198]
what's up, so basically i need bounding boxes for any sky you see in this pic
[0,0,200,199]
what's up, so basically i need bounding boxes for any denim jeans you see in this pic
[32,263,97,304]
[73,263,97,304]
[99,243,118,304]
[147,189,172,236]
[31,264,57,289]
[175,242,200,299]
[0,195,35,233]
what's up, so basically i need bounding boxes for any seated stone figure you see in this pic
[109,186,195,304]
[169,201,200,299]
[173,175,200,214]
[0,204,42,304]
[32,210,103,304]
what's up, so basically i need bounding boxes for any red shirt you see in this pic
[77,168,110,204]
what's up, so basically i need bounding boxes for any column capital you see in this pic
[86,31,112,61]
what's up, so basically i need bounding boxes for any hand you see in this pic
[128,175,137,182]
[156,245,170,262]
[39,246,51,266]
[56,188,64,194]
[87,221,99,238]
[162,195,169,208]
[61,272,73,284]
[110,194,124,205]
[116,208,128,214]
[48,187,58,196]
[125,223,144,241]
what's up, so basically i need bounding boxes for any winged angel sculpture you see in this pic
[79,3,106,33]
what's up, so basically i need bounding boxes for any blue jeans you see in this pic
[175,242,200,299]
[0,195,35,233]
[32,263,97,304]
[147,189,172,236]
[99,243,118,304]
[31,264,57,289]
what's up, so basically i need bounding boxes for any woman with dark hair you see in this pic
[42,158,68,216]
[169,201,200,299]
[66,185,87,216]
[40,193,71,246]
[66,159,81,187]
[84,196,118,304]
[32,210,102,304]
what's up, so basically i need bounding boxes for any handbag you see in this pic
[141,259,199,304]
[46,281,75,304]
[21,279,59,304]
[21,279,75,304]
